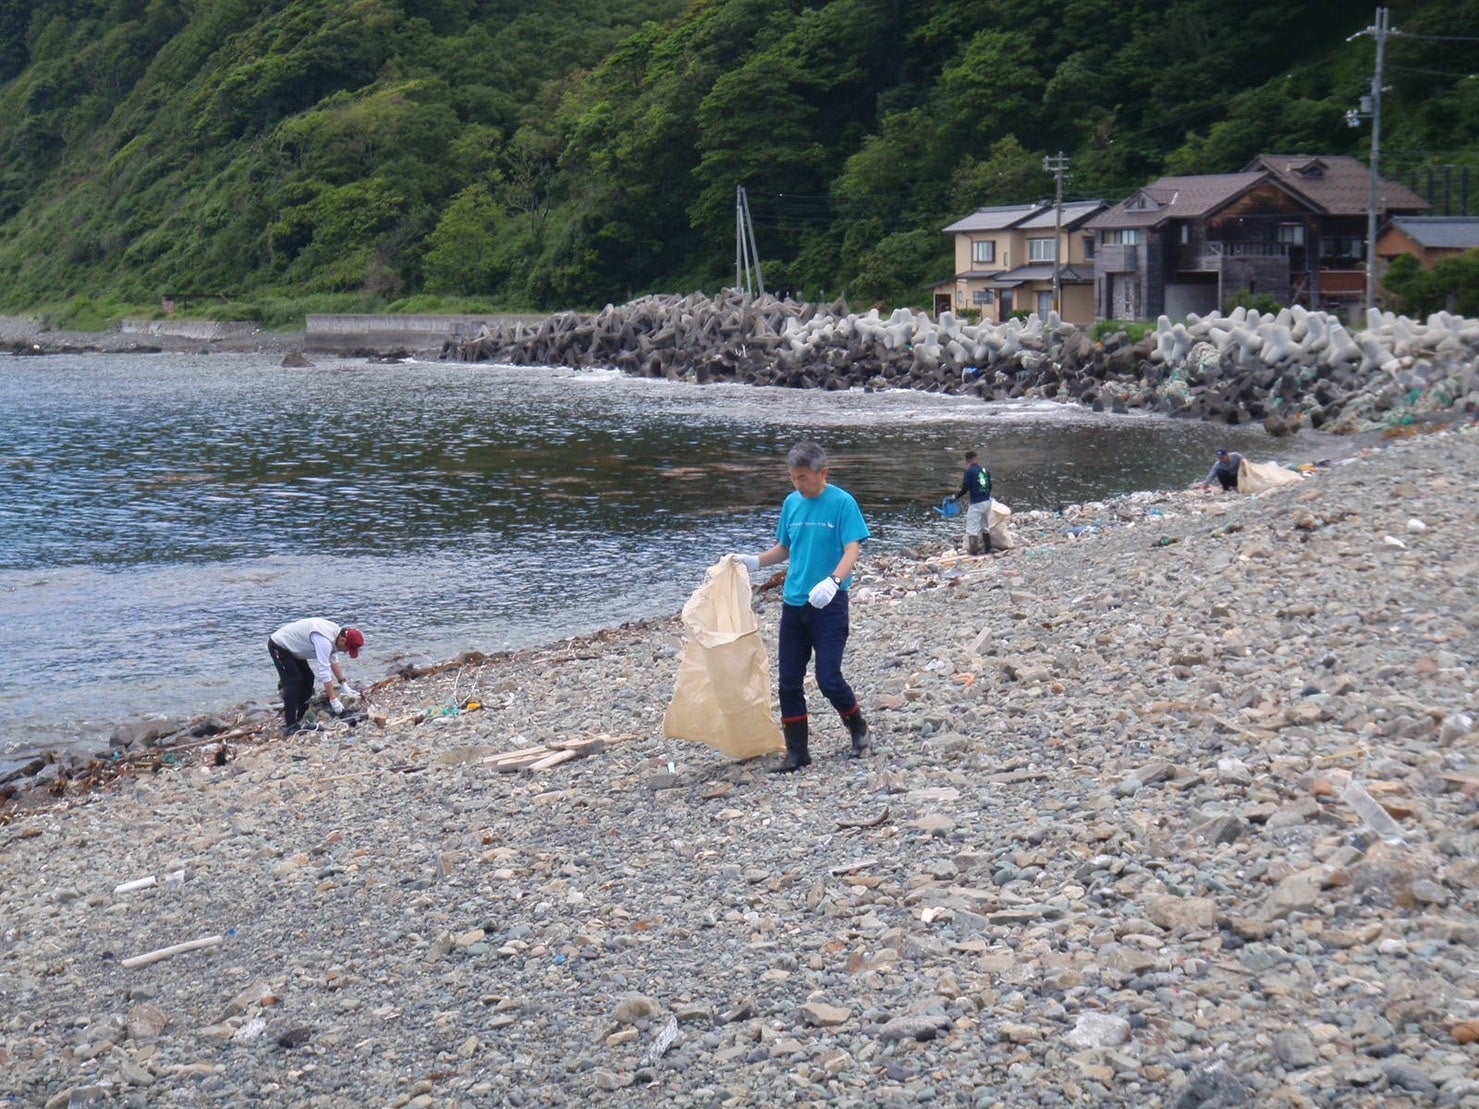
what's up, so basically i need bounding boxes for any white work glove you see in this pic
[329,698,345,716]
[808,577,838,608]
[732,554,761,575]
[339,684,360,700]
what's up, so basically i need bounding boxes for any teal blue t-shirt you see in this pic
[776,483,870,606]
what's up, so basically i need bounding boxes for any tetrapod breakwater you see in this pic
[446,291,1479,433]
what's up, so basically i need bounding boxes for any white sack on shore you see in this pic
[1238,459,1304,494]
[988,500,1018,550]
[662,558,784,759]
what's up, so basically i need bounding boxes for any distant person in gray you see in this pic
[1201,448,1242,493]
[268,619,364,735]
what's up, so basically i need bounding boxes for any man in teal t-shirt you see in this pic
[732,440,872,772]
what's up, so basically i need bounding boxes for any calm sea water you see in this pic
[0,353,1307,752]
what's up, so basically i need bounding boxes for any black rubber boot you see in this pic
[772,720,811,773]
[844,709,871,758]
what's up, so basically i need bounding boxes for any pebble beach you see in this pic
[1,425,1476,1107]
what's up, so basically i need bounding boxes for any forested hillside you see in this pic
[0,0,1473,314]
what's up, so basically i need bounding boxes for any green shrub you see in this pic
[1384,249,1479,317]
[47,298,116,331]
[1090,319,1154,343]
[1225,289,1284,315]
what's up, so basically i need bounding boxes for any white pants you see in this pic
[965,499,993,537]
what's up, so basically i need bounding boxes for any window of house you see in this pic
[1028,238,1057,262]
[1319,237,1365,262]
[1082,236,1095,259]
[1108,229,1140,245]
[972,240,996,264]
[972,289,994,305]
[1180,224,1191,245]
[1277,224,1305,245]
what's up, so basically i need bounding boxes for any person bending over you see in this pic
[268,618,364,736]
[1201,448,1242,493]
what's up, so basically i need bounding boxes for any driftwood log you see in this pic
[120,934,224,969]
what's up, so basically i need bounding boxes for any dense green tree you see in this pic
[1385,249,1479,317]
[948,136,1049,213]
[0,0,1471,312]
[422,186,508,294]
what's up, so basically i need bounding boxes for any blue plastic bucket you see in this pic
[935,498,961,518]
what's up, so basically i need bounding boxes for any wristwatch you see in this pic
[829,575,843,586]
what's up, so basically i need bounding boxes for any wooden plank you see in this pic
[483,744,551,765]
[525,749,579,773]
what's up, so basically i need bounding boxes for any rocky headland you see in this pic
[2,424,1475,1106]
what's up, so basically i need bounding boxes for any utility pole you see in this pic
[1347,7,1389,313]
[1042,151,1069,314]
[734,186,765,297]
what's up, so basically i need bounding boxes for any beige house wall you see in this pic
[1060,284,1094,324]
[946,211,1101,324]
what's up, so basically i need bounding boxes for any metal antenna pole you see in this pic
[735,186,745,293]
[1364,7,1389,312]
[1042,152,1070,313]
[740,187,765,296]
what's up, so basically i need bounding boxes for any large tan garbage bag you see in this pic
[1238,459,1303,493]
[987,500,1017,550]
[662,558,784,759]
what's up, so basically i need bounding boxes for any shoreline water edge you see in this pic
[0,423,1474,1104]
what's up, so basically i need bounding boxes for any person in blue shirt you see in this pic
[953,449,994,555]
[1201,448,1243,493]
[733,440,872,772]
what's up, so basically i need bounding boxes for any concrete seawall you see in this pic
[119,319,259,342]
[304,313,550,353]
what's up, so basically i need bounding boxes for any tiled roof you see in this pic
[1085,174,1269,230]
[988,263,1053,286]
[942,203,1045,233]
[1387,216,1479,250]
[1015,200,1107,230]
[1245,154,1430,215]
[982,262,1096,286]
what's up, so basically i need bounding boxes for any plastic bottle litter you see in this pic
[1341,780,1404,845]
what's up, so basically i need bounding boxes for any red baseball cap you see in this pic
[342,627,364,658]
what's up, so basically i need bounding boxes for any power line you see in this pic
[1387,64,1477,79]
[1390,30,1479,42]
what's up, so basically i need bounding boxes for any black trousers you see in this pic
[268,637,315,726]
